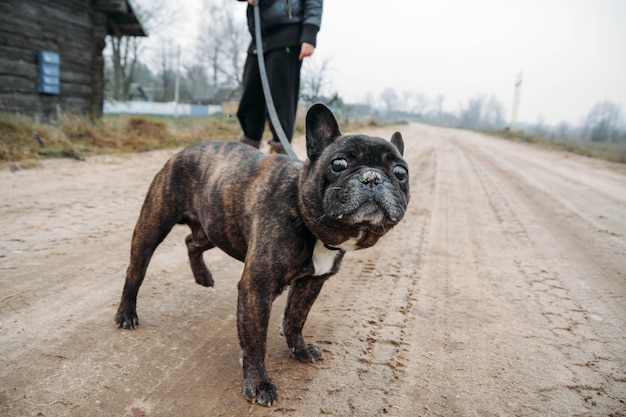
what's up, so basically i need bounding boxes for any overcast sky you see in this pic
[165,0,626,126]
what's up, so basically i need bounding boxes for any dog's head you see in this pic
[299,104,410,250]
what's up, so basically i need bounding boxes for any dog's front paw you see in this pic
[243,379,277,406]
[114,307,138,329]
[192,267,214,287]
[290,343,322,363]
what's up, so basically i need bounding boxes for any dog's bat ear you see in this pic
[390,131,404,156]
[306,103,341,160]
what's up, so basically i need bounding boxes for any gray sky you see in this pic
[171,0,626,126]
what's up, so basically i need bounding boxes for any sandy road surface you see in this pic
[1,123,625,417]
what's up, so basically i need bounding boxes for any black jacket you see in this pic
[240,0,323,53]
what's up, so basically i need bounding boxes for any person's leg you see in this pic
[265,46,302,150]
[237,53,266,147]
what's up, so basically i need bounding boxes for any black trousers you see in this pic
[237,46,302,143]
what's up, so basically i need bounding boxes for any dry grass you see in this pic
[492,129,626,164]
[0,112,242,167]
[0,111,377,169]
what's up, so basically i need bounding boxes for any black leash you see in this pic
[253,1,298,158]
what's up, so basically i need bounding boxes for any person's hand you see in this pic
[299,42,315,60]
[248,0,255,4]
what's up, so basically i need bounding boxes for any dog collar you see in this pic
[323,243,342,251]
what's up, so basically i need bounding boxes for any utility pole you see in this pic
[174,45,180,117]
[509,71,523,131]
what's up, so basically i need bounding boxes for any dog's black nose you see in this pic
[360,170,383,185]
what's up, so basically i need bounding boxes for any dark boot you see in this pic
[239,133,261,149]
[267,140,287,154]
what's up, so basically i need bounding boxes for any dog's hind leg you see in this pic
[185,221,215,287]
[115,218,174,329]
[115,177,180,329]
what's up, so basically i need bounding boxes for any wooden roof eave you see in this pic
[94,0,147,37]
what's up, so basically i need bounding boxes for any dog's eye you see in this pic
[331,158,348,172]
[393,166,408,181]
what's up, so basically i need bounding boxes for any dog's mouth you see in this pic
[321,201,404,251]
[337,204,383,224]
[331,200,404,228]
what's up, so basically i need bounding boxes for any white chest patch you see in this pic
[312,240,340,276]
[337,237,360,251]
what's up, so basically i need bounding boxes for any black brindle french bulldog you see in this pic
[114,103,410,406]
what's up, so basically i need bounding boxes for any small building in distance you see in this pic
[0,0,146,119]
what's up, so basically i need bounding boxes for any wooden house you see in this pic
[0,0,145,119]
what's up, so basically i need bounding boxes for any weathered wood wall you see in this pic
[0,0,108,119]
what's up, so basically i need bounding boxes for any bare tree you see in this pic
[184,65,212,102]
[300,57,334,105]
[554,122,572,140]
[400,91,413,113]
[106,0,179,100]
[460,94,505,129]
[196,0,248,90]
[399,91,427,114]
[380,88,399,116]
[533,115,547,137]
[483,95,506,128]
[460,95,484,129]
[109,36,140,100]
[365,91,377,111]
[155,40,178,101]
[434,94,445,120]
[412,92,430,115]
[585,100,624,142]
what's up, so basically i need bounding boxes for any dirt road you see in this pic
[1,123,625,417]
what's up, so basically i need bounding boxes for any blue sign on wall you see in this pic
[38,51,60,95]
